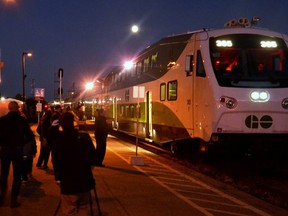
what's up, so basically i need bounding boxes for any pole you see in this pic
[136,96,139,156]
[129,86,144,166]
[22,52,27,115]
[22,53,26,103]
[37,100,40,124]
[0,48,2,84]
[59,70,62,104]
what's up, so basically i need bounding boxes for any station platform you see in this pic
[1,129,288,216]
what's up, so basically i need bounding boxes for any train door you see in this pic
[184,35,197,140]
[193,48,211,143]
[112,97,118,130]
[145,91,152,138]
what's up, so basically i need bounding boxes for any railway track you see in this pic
[110,130,288,211]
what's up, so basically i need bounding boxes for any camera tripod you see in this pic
[54,186,102,216]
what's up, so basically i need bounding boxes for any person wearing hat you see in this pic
[0,101,34,208]
[51,111,96,215]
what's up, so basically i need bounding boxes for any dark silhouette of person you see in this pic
[51,111,96,215]
[47,105,62,183]
[94,109,108,167]
[19,110,37,183]
[22,135,37,182]
[0,101,34,208]
[36,109,52,169]
[51,105,62,123]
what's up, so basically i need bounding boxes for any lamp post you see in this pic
[85,82,95,120]
[85,80,104,120]
[22,51,32,103]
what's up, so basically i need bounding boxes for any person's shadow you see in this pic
[20,177,46,200]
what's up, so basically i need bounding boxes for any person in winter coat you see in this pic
[94,109,108,167]
[36,109,52,169]
[0,101,34,208]
[47,105,62,182]
[51,112,96,215]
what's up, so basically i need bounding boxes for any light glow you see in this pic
[123,60,134,70]
[260,41,277,48]
[85,82,94,91]
[216,40,233,47]
[250,90,270,102]
[251,91,259,100]
[4,0,16,4]
[259,92,268,100]
[131,25,139,33]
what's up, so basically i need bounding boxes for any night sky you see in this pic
[0,0,288,101]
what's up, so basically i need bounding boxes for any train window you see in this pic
[125,105,129,117]
[160,83,166,101]
[151,53,158,69]
[144,57,150,72]
[196,50,206,77]
[120,105,124,117]
[136,61,142,76]
[125,89,129,101]
[185,55,193,76]
[130,105,135,118]
[139,105,142,118]
[210,34,288,87]
[141,60,145,74]
[273,56,281,71]
[167,80,177,101]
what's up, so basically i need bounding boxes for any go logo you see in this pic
[245,115,273,129]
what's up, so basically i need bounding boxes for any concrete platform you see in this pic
[1,129,288,216]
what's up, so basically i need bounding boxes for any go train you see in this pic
[98,18,288,155]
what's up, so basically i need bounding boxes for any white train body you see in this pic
[101,23,288,151]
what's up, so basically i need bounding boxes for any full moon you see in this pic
[131,25,139,33]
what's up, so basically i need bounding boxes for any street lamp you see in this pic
[22,51,32,103]
[84,80,104,120]
[85,82,94,91]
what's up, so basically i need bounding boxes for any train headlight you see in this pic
[250,90,270,102]
[282,98,288,109]
[220,96,237,109]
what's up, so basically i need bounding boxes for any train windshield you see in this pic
[210,34,288,87]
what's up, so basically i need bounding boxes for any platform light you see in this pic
[85,82,94,91]
[124,60,134,70]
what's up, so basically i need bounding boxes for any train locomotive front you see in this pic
[192,26,288,155]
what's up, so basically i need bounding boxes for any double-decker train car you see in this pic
[101,18,288,155]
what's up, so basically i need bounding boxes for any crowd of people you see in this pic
[0,101,108,215]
